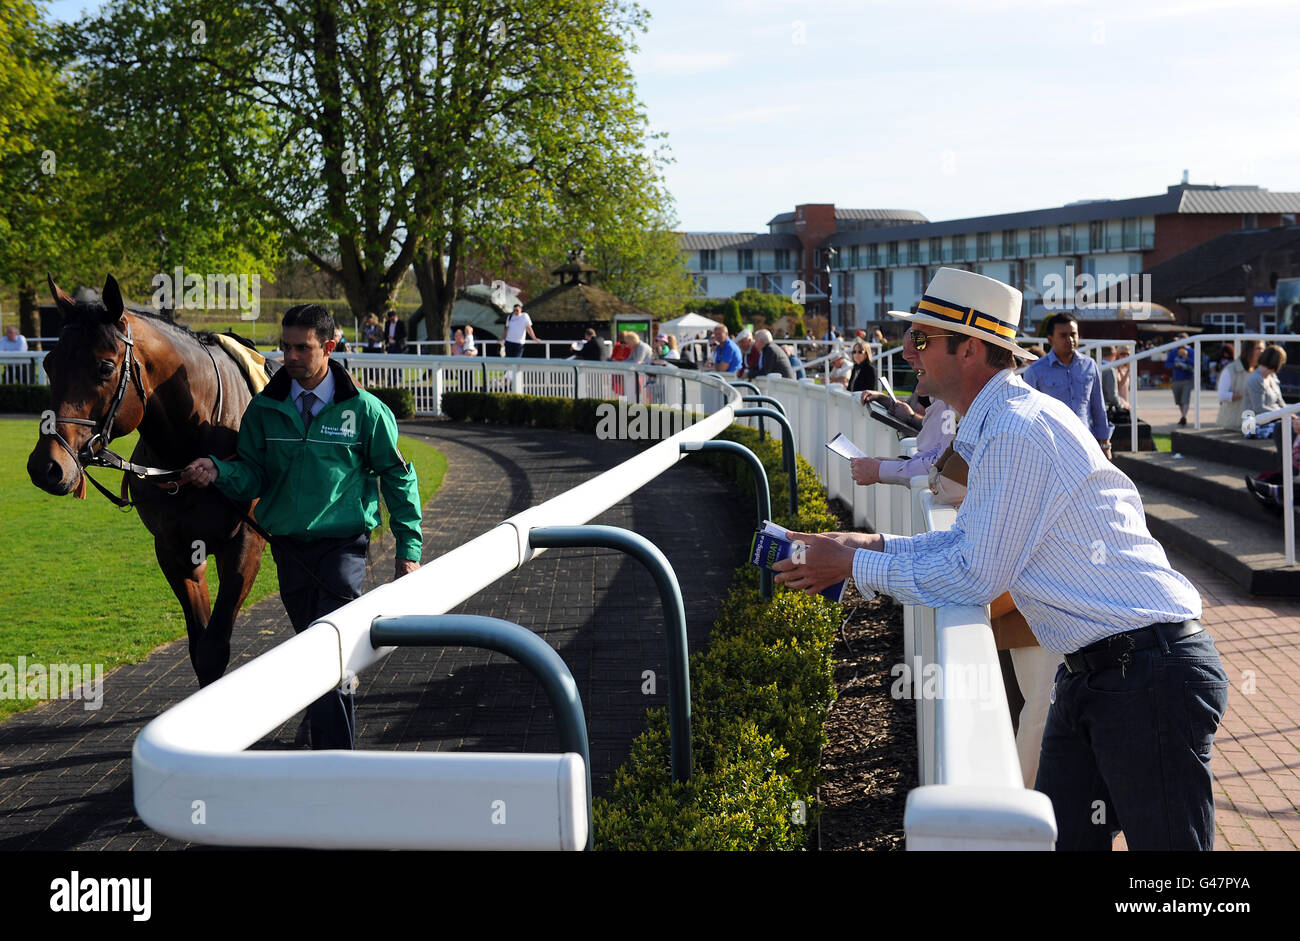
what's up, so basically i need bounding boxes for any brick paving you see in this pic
[0,422,752,850]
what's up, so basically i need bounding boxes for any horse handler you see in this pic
[182,304,423,749]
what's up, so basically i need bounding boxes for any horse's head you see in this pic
[28,274,149,495]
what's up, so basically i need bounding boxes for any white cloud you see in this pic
[632,49,740,75]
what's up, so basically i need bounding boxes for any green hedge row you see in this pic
[0,384,51,413]
[368,386,416,420]
[441,390,843,850]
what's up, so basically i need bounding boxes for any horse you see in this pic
[27,274,267,687]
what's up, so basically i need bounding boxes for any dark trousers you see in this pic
[272,532,370,749]
[1034,628,1228,850]
[504,341,523,358]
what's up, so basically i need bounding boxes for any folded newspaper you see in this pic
[749,520,850,603]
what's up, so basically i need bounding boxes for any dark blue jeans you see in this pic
[1034,627,1229,850]
[272,532,369,749]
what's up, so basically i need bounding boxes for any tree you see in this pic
[74,1,667,341]
[724,298,743,336]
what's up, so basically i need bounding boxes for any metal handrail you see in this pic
[1250,400,1299,565]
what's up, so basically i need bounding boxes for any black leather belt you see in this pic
[1063,620,1204,674]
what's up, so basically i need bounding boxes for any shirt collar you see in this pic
[290,368,335,407]
[954,368,1017,455]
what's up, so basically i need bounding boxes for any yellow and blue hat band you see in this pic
[917,295,1018,341]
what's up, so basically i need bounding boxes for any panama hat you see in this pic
[889,267,1035,361]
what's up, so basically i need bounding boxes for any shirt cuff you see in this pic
[876,459,907,484]
[851,547,893,595]
[878,532,914,556]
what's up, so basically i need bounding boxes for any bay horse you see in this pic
[27,274,266,687]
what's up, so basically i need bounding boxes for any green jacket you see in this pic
[210,360,423,562]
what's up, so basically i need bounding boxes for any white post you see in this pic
[1285,417,1295,566]
[1192,336,1201,429]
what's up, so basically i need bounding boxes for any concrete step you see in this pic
[1131,480,1300,597]
[1167,427,1279,474]
[1115,451,1268,519]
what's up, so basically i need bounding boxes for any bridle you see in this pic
[43,320,226,503]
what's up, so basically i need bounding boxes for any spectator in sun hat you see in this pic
[775,267,1226,851]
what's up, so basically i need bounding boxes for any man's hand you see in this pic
[850,456,884,486]
[1099,439,1113,461]
[772,531,858,595]
[395,558,420,580]
[181,457,218,488]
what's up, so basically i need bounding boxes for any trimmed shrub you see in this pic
[0,384,51,413]
[502,393,533,425]
[531,396,574,429]
[371,386,415,420]
[440,391,476,421]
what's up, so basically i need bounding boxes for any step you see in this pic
[1114,451,1268,519]
[1131,481,1300,597]
[1168,427,1279,473]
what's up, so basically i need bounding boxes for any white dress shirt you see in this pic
[851,369,1200,654]
[290,369,336,426]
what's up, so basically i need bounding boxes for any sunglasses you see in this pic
[908,329,963,351]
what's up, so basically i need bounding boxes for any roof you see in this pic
[677,232,802,251]
[822,184,1300,247]
[766,208,928,226]
[1130,225,1300,303]
[522,281,653,324]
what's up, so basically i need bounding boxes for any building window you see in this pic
[871,271,880,293]
[1203,312,1244,333]
[1025,262,1036,291]
[953,235,967,261]
[1029,227,1044,255]
[868,244,881,267]
[745,275,761,291]
[976,232,991,259]
[849,245,860,267]
[837,272,854,297]
[884,270,894,294]
[914,270,923,294]
[694,275,708,294]
[738,249,754,270]
[930,237,943,263]
[1243,214,1259,229]
[768,275,782,294]
[1058,224,1073,253]
[1261,314,1277,333]
[909,239,921,265]
[699,249,717,271]
[774,248,790,270]
[888,241,899,266]
[1089,221,1105,252]
[1001,229,1017,257]
[1122,217,1138,248]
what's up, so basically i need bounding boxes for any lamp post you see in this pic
[823,247,838,335]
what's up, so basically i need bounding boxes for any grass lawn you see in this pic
[0,419,445,720]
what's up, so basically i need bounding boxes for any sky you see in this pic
[46,0,1300,233]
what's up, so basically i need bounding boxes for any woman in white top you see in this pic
[1217,339,1263,430]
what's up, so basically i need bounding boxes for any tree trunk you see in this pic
[411,244,456,343]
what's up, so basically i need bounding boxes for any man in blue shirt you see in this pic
[707,324,742,373]
[1165,332,1194,426]
[1023,313,1113,460]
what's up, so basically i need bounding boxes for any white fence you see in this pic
[131,364,735,850]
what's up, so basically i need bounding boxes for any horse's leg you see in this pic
[153,535,213,684]
[194,524,266,685]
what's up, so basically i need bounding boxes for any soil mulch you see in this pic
[815,499,919,851]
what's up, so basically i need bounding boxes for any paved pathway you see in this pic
[0,422,752,850]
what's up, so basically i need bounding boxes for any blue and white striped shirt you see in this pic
[851,369,1201,654]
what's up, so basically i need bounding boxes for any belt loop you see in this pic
[1154,622,1173,654]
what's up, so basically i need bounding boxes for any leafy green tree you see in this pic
[724,298,743,336]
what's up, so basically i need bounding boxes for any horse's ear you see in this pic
[102,274,127,326]
[48,274,76,313]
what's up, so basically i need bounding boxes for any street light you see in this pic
[823,247,838,335]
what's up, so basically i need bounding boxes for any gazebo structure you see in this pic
[509,249,654,353]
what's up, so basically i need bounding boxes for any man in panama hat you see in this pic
[775,267,1228,851]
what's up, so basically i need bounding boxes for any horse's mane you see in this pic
[59,301,220,350]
